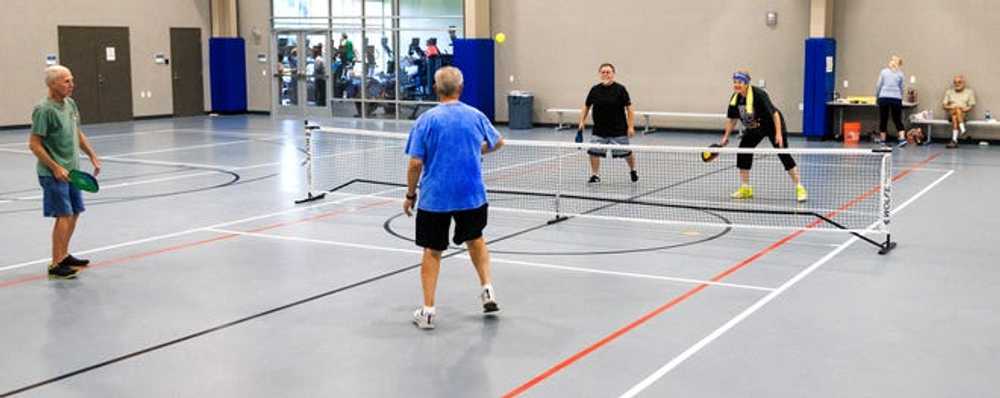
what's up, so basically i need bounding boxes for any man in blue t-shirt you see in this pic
[403,66,505,330]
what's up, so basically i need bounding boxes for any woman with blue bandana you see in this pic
[719,70,807,202]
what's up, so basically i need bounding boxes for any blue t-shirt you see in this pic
[404,102,500,212]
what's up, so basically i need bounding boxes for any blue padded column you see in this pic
[453,38,495,121]
[209,37,248,113]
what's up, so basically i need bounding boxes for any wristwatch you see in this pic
[405,192,417,200]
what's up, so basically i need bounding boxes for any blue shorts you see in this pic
[38,176,85,218]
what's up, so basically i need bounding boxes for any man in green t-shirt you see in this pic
[339,33,355,65]
[28,65,102,279]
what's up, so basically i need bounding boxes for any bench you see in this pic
[544,108,728,134]
[908,116,1000,144]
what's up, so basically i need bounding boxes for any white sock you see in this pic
[482,283,493,291]
[952,130,959,141]
[423,306,435,314]
[960,123,967,133]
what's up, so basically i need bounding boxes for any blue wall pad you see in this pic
[802,38,836,138]
[453,38,495,121]
[209,38,248,113]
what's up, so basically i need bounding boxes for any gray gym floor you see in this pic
[0,115,996,397]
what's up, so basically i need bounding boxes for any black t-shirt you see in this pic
[726,86,779,135]
[586,82,632,137]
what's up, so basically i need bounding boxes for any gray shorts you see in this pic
[587,136,632,158]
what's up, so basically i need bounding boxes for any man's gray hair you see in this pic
[45,65,71,86]
[434,66,464,97]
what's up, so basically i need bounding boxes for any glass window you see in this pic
[273,0,330,17]
[398,0,462,105]
[274,0,330,29]
[272,0,465,119]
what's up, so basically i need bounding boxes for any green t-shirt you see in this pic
[342,40,355,63]
[31,97,80,177]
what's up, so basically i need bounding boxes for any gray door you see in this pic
[95,27,133,123]
[57,27,101,124]
[57,26,133,124]
[170,28,205,117]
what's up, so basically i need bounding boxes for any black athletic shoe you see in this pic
[588,175,600,184]
[60,254,90,267]
[48,264,79,279]
[630,170,639,182]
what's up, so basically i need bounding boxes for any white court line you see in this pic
[103,156,280,172]
[618,169,956,398]
[206,228,775,292]
[0,189,402,273]
[1,143,409,204]
[0,129,178,147]
[103,139,252,158]
[206,228,424,255]
[458,256,776,292]
[105,141,404,172]
[0,148,35,155]
[172,129,283,140]
[914,167,955,173]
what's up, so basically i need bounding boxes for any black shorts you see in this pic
[415,204,488,251]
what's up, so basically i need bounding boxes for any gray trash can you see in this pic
[507,91,534,129]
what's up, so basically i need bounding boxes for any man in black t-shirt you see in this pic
[578,63,638,183]
[720,70,807,202]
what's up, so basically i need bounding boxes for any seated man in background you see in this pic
[943,75,976,148]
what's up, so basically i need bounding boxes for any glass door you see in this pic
[273,31,330,117]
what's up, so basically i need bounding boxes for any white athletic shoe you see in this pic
[413,308,435,329]
[481,286,500,315]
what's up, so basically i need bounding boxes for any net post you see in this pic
[555,147,563,217]
[295,120,327,204]
[877,150,895,254]
[546,146,569,225]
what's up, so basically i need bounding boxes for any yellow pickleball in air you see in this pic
[495,32,506,43]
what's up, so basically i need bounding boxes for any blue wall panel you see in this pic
[453,39,495,121]
[209,38,248,113]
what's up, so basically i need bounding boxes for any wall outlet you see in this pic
[843,80,849,88]
[798,102,804,111]
[509,75,515,83]
[758,79,766,88]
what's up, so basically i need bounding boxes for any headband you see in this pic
[733,72,751,84]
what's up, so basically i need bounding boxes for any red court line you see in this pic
[503,151,941,397]
[0,199,396,290]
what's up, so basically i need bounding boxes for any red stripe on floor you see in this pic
[503,151,941,397]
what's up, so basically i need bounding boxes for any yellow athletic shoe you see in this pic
[796,184,808,202]
[730,184,753,199]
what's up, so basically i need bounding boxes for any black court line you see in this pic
[381,165,737,255]
[0,211,564,397]
[0,169,194,198]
